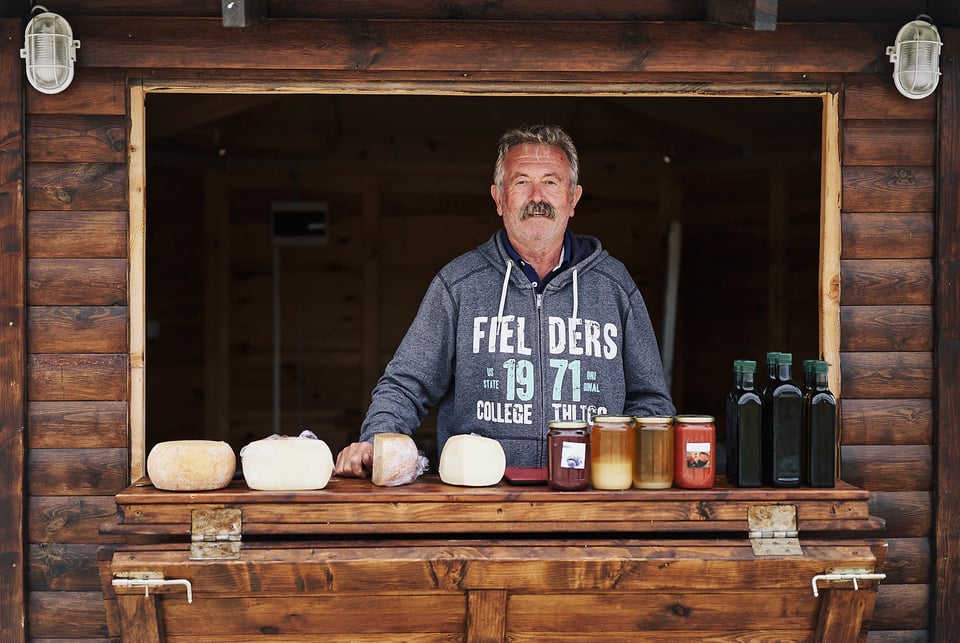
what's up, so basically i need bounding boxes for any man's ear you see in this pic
[491,184,504,217]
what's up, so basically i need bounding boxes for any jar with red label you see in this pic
[547,421,590,491]
[673,415,716,489]
[590,415,635,490]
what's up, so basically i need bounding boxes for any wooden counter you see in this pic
[100,477,886,642]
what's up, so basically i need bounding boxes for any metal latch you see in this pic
[112,571,193,603]
[190,507,241,560]
[811,566,887,597]
[748,505,803,556]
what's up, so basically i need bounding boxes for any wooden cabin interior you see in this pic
[144,93,822,464]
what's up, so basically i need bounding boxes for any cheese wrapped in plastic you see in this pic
[240,430,334,490]
[438,433,506,486]
[371,433,429,486]
[147,440,236,491]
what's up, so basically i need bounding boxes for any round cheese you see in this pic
[372,433,426,486]
[147,440,236,491]
[240,433,334,490]
[438,434,506,487]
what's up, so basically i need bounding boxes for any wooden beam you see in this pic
[934,26,960,643]
[706,0,778,31]
[221,0,267,28]
[71,19,881,73]
[0,18,25,643]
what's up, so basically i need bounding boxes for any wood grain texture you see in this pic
[26,162,127,211]
[26,68,127,116]
[27,591,109,639]
[871,583,929,631]
[28,354,128,401]
[27,448,128,496]
[840,305,933,352]
[28,259,127,306]
[868,492,932,539]
[842,166,935,213]
[842,120,936,167]
[934,26,960,641]
[841,259,933,306]
[840,351,933,399]
[841,445,932,492]
[841,74,937,121]
[27,495,119,542]
[28,306,128,354]
[28,543,103,591]
[27,210,128,258]
[26,115,126,164]
[841,398,932,445]
[841,212,933,259]
[0,16,26,643]
[27,401,128,449]
[70,19,888,73]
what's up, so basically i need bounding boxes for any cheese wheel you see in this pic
[372,433,424,486]
[240,434,334,490]
[438,434,506,487]
[147,440,236,491]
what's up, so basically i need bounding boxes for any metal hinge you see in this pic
[190,507,242,560]
[748,505,803,556]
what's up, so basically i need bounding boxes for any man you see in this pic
[335,124,674,476]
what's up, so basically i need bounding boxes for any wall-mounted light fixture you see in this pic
[886,14,942,100]
[20,5,80,95]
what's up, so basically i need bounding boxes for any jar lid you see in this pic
[592,415,633,424]
[674,414,715,423]
[548,421,589,430]
[634,415,674,425]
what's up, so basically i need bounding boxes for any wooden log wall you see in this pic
[1,5,948,641]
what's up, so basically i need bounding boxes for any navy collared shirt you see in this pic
[501,229,574,294]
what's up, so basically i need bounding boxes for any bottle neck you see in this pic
[742,371,756,390]
[814,371,830,391]
[777,362,793,382]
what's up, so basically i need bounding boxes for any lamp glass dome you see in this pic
[886,16,942,99]
[20,7,80,95]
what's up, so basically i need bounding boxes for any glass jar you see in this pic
[590,415,635,490]
[674,415,716,489]
[547,421,590,491]
[633,415,674,489]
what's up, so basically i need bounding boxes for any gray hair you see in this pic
[493,124,580,192]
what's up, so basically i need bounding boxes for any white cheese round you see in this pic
[438,434,506,487]
[240,433,334,490]
[147,440,236,491]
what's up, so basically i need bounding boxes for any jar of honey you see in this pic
[633,415,674,489]
[547,421,590,491]
[674,415,716,489]
[590,415,635,490]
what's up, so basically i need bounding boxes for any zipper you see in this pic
[535,288,546,465]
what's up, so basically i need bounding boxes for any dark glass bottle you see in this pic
[765,352,802,487]
[725,360,744,485]
[805,360,837,487]
[734,360,763,487]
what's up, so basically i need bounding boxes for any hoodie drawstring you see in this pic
[571,267,579,321]
[495,260,513,344]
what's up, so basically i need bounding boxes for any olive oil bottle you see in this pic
[728,359,762,487]
[804,360,837,487]
[764,352,803,487]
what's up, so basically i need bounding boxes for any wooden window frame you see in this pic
[126,81,842,481]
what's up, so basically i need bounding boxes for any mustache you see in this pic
[519,201,556,220]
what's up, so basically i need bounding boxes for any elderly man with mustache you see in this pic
[335,124,675,477]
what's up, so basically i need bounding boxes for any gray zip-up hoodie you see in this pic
[359,231,676,467]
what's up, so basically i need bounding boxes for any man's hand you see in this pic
[334,441,374,477]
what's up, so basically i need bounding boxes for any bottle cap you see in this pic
[741,360,757,373]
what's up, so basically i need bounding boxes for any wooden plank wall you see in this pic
[11,11,942,643]
[24,69,130,640]
[839,75,936,641]
[0,17,26,643]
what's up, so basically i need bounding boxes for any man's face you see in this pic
[491,143,583,250]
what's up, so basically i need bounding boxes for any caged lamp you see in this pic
[886,14,942,100]
[20,5,81,95]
